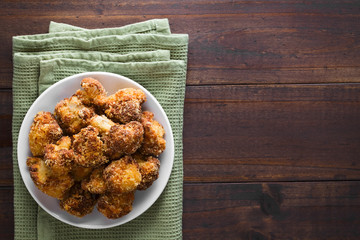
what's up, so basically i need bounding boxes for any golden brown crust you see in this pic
[139,111,166,156]
[72,126,108,167]
[97,191,135,219]
[27,157,74,199]
[71,165,93,182]
[105,98,141,124]
[77,78,146,123]
[44,136,74,176]
[29,111,63,157]
[133,153,160,190]
[104,88,146,123]
[54,95,95,135]
[27,157,50,185]
[103,156,141,193]
[60,183,98,217]
[103,121,144,160]
[88,115,115,135]
[76,77,107,109]
[81,166,107,194]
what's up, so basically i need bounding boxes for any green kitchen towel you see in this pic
[12,19,188,240]
[49,21,87,32]
[16,19,170,41]
[14,49,171,95]
[48,19,171,35]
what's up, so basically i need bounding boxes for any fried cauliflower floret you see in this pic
[59,183,98,217]
[89,115,144,159]
[133,153,160,190]
[44,136,74,176]
[28,111,63,157]
[79,78,146,123]
[75,77,107,106]
[54,95,95,135]
[73,126,108,168]
[27,157,49,185]
[139,111,166,156]
[71,165,93,182]
[103,156,141,193]
[104,87,146,123]
[27,157,74,199]
[102,121,144,160]
[89,114,115,135]
[81,166,107,194]
[97,191,135,219]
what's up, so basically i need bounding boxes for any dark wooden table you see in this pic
[1,1,360,239]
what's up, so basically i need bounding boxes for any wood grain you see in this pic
[0,188,14,240]
[2,0,360,239]
[183,181,360,240]
[0,147,12,186]
[0,117,11,147]
[3,83,360,183]
[2,0,360,16]
[1,1,360,87]
[183,84,360,182]
[1,181,359,240]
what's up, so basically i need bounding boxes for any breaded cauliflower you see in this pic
[104,88,146,123]
[103,156,141,193]
[44,136,74,176]
[28,111,63,157]
[27,157,74,199]
[71,165,93,182]
[139,111,166,156]
[54,95,95,134]
[133,153,160,190]
[89,115,144,159]
[75,77,107,107]
[89,114,115,135]
[81,166,107,194]
[97,191,135,219]
[59,183,98,217]
[78,78,146,123]
[102,121,144,160]
[73,125,108,168]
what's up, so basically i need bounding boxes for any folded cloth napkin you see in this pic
[12,19,188,240]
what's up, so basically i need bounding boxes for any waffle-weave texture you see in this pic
[12,19,188,240]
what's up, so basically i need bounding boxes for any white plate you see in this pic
[17,72,174,229]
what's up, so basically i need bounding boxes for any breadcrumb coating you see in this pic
[27,157,74,199]
[104,88,146,123]
[27,157,49,185]
[78,77,146,124]
[73,126,108,168]
[103,156,141,193]
[139,111,166,156]
[90,115,144,159]
[133,153,160,190]
[60,183,98,217]
[54,95,95,135]
[71,165,93,182]
[76,77,107,107]
[81,166,107,194]
[44,136,74,176]
[103,121,144,160]
[97,191,135,219]
[89,115,115,135]
[29,111,63,157]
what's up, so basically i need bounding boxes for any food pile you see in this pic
[27,77,165,219]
